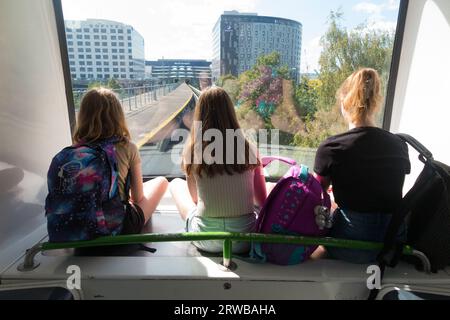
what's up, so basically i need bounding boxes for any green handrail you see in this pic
[20,232,428,272]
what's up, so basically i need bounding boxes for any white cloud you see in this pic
[353,0,399,14]
[354,2,383,15]
[353,0,399,32]
[62,0,260,60]
[301,36,322,74]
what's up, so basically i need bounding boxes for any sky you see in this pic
[61,0,401,73]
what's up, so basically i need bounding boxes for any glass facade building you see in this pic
[212,11,302,83]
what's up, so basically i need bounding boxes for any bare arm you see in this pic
[254,163,267,207]
[186,174,198,205]
[314,173,331,192]
[130,161,144,204]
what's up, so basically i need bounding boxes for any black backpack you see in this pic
[370,134,450,299]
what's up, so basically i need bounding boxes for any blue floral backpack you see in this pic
[45,137,128,242]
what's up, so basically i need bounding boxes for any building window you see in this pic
[121,74,126,78]
[79,55,84,59]
[112,55,118,60]
[94,35,100,40]
[128,55,133,59]
[112,49,117,53]
[101,28,107,33]
[79,61,85,66]
[80,74,86,78]
[95,48,101,53]
[80,67,86,72]
[119,42,125,47]
[120,61,125,66]
[128,42,132,47]
[85,41,90,46]
[118,36,124,40]
[76,35,83,39]
[105,74,110,79]
[77,41,83,46]
[112,42,117,47]
[102,48,108,53]
[86,48,91,53]
[127,29,131,34]
[94,42,100,46]
[120,55,125,60]
[84,35,90,39]
[103,61,108,66]
[127,36,131,41]
[97,68,102,72]
[113,62,118,66]
[93,28,99,33]
[86,55,92,59]
[87,62,92,66]
[111,29,116,34]
[101,35,107,40]
[69,54,75,59]
[102,42,108,46]
[113,68,119,72]
[69,61,75,66]
[68,48,74,52]
[67,34,73,39]
[104,68,110,72]
[114,74,119,78]
[96,61,102,66]
[120,68,126,72]
[118,29,123,34]
[111,36,117,40]
[119,49,125,53]
[103,55,108,59]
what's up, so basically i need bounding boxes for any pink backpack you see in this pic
[253,156,332,265]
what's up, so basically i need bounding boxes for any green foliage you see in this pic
[317,10,394,111]
[294,76,321,119]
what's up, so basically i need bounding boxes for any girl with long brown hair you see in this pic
[74,87,168,234]
[169,87,267,253]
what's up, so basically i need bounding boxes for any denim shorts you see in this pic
[327,208,406,264]
[186,208,257,254]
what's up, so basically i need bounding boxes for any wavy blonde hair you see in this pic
[337,68,383,125]
[73,87,131,144]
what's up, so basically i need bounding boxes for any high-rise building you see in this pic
[212,11,302,83]
[65,19,145,81]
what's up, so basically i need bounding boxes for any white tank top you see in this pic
[195,169,255,218]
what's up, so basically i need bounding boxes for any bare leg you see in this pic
[310,246,328,260]
[169,178,196,220]
[136,176,169,224]
[266,182,277,196]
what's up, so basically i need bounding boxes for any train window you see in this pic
[60,0,404,179]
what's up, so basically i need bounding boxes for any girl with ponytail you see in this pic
[313,68,411,264]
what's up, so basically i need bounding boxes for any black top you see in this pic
[314,127,411,214]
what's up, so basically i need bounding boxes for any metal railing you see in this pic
[73,83,180,113]
[18,232,431,274]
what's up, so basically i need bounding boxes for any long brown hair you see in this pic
[183,87,260,178]
[73,87,131,144]
[337,68,383,125]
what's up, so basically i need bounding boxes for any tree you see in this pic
[317,11,394,112]
[295,76,321,119]
[293,10,395,148]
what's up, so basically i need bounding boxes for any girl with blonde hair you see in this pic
[314,68,411,263]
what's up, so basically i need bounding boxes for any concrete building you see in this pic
[65,19,145,81]
[212,11,302,83]
[145,59,211,87]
